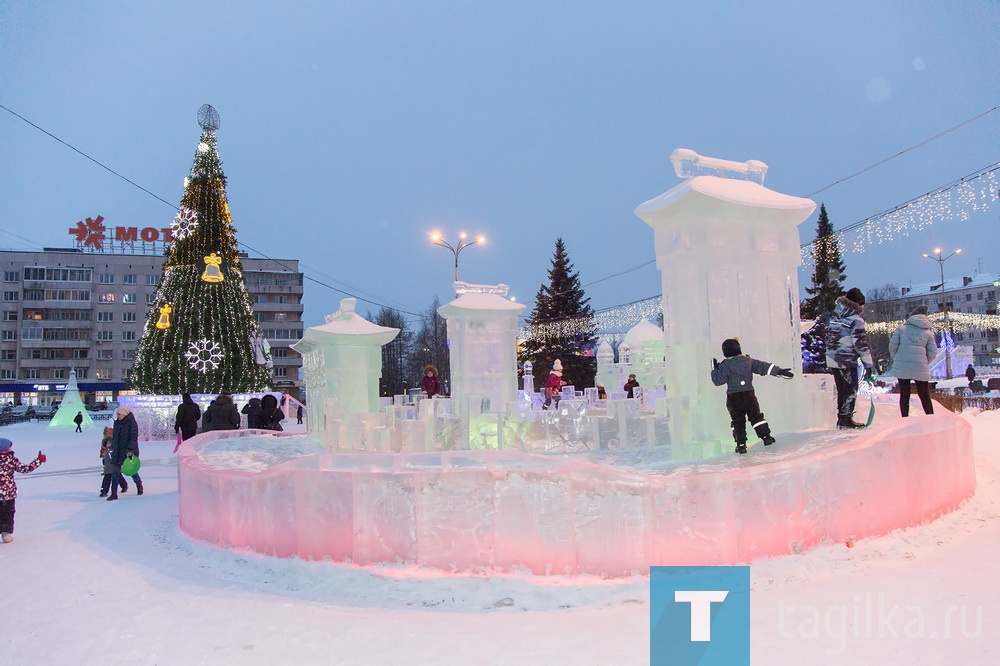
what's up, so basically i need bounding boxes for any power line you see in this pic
[803,105,998,198]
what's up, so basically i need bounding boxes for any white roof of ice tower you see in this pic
[439,282,526,315]
[294,298,399,348]
[623,318,664,346]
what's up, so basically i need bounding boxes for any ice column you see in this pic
[634,150,824,451]
[291,298,399,446]
[438,283,525,416]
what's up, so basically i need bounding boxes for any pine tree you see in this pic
[801,203,847,320]
[130,107,270,394]
[518,238,597,390]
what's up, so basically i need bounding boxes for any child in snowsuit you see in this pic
[99,427,128,497]
[542,359,564,410]
[0,437,46,543]
[710,338,794,454]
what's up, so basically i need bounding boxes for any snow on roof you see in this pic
[895,272,1000,300]
[439,290,526,314]
[635,175,816,215]
[623,319,663,345]
[295,297,399,347]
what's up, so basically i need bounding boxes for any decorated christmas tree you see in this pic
[130,105,271,394]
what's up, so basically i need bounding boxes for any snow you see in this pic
[2,410,999,664]
[634,175,816,215]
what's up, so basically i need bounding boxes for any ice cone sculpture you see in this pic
[49,369,94,429]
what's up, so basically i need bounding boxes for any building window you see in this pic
[97,349,113,360]
[253,295,266,304]
[1,350,15,360]
[123,293,136,304]
[274,367,288,378]
[75,368,88,379]
[2,271,18,283]
[123,274,137,284]
[122,312,137,323]
[20,328,41,340]
[72,349,88,359]
[2,311,16,321]
[2,330,16,341]
[51,368,66,379]
[146,293,155,305]
[978,292,984,301]
[966,294,972,302]
[99,273,115,284]
[122,331,136,342]
[97,311,114,322]
[100,293,115,303]
[97,331,113,342]
[276,295,288,304]
[146,274,159,286]
[95,368,112,380]
[24,369,40,380]
[0,370,14,380]
[2,291,19,302]
[122,349,136,361]
[273,348,288,358]
[275,312,288,322]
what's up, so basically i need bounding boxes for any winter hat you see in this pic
[845,287,866,306]
[115,405,131,418]
[552,359,563,375]
[0,438,12,453]
[910,304,929,316]
[722,338,742,357]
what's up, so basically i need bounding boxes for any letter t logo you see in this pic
[674,590,729,641]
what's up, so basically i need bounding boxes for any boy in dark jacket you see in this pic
[711,338,794,454]
[99,426,128,497]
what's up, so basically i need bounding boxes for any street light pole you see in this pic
[923,247,962,379]
[430,232,486,282]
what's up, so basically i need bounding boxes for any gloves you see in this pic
[37,451,46,463]
[775,368,794,379]
[864,367,875,382]
[712,358,720,370]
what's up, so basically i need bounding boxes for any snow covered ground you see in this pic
[1,409,998,665]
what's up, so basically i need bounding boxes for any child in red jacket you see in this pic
[0,437,46,543]
[542,359,564,410]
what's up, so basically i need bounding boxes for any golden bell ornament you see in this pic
[155,304,172,329]
[201,253,225,283]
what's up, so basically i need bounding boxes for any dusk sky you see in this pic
[2,1,997,329]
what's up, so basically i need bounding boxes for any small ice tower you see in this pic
[634,150,821,451]
[595,340,616,395]
[291,298,399,440]
[623,318,666,389]
[438,282,525,415]
[48,369,94,430]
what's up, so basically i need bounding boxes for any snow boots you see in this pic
[837,415,866,429]
[136,481,143,496]
[762,435,775,446]
[735,443,748,454]
[1,532,12,543]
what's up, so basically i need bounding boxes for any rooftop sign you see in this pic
[68,215,174,253]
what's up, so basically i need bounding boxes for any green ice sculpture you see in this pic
[49,369,94,429]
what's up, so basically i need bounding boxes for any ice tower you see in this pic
[634,149,828,453]
[438,282,525,416]
[291,298,399,446]
[48,369,93,430]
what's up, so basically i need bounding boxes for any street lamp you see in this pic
[923,247,962,379]
[430,231,485,282]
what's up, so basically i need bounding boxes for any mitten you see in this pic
[712,358,720,370]
[775,368,794,379]
[37,451,46,463]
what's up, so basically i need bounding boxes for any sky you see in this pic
[1,1,997,330]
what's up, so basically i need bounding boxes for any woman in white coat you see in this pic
[888,304,939,417]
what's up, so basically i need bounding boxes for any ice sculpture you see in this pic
[622,318,666,391]
[290,298,399,447]
[634,149,829,452]
[48,369,94,429]
[438,282,525,417]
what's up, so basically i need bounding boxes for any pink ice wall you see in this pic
[178,410,975,576]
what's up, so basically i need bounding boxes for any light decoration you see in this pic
[866,312,1000,336]
[201,253,224,282]
[185,338,223,372]
[171,207,199,241]
[521,295,662,342]
[800,165,998,268]
[155,304,172,329]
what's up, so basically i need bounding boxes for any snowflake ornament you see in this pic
[171,207,199,241]
[185,338,222,372]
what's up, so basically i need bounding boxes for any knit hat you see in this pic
[0,438,12,453]
[115,405,131,417]
[552,359,563,372]
[910,304,929,316]
[845,288,866,306]
[722,338,742,357]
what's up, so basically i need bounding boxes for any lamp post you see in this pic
[430,231,485,282]
[923,247,962,379]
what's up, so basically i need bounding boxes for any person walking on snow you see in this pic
[0,437,46,542]
[889,304,938,417]
[73,411,84,433]
[108,406,142,500]
[174,393,202,441]
[711,338,794,454]
[825,287,875,429]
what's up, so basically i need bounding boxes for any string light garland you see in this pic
[521,295,662,340]
[866,312,1000,336]
[801,165,999,268]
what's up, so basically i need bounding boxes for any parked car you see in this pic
[34,405,55,420]
[11,405,35,418]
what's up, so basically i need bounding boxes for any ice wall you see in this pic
[634,149,828,449]
[177,401,975,576]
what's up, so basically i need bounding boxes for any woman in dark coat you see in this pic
[202,394,240,431]
[421,365,441,398]
[258,394,285,431]
[174,394,202,441]
[108,406,141,500]
[241,397,262,429]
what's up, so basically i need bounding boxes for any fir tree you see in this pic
[518,238,597,390]
[801,203,847,320]
[131,108,270,394]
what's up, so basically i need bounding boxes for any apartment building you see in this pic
[871,272,999,367]
[0,248,304,406]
